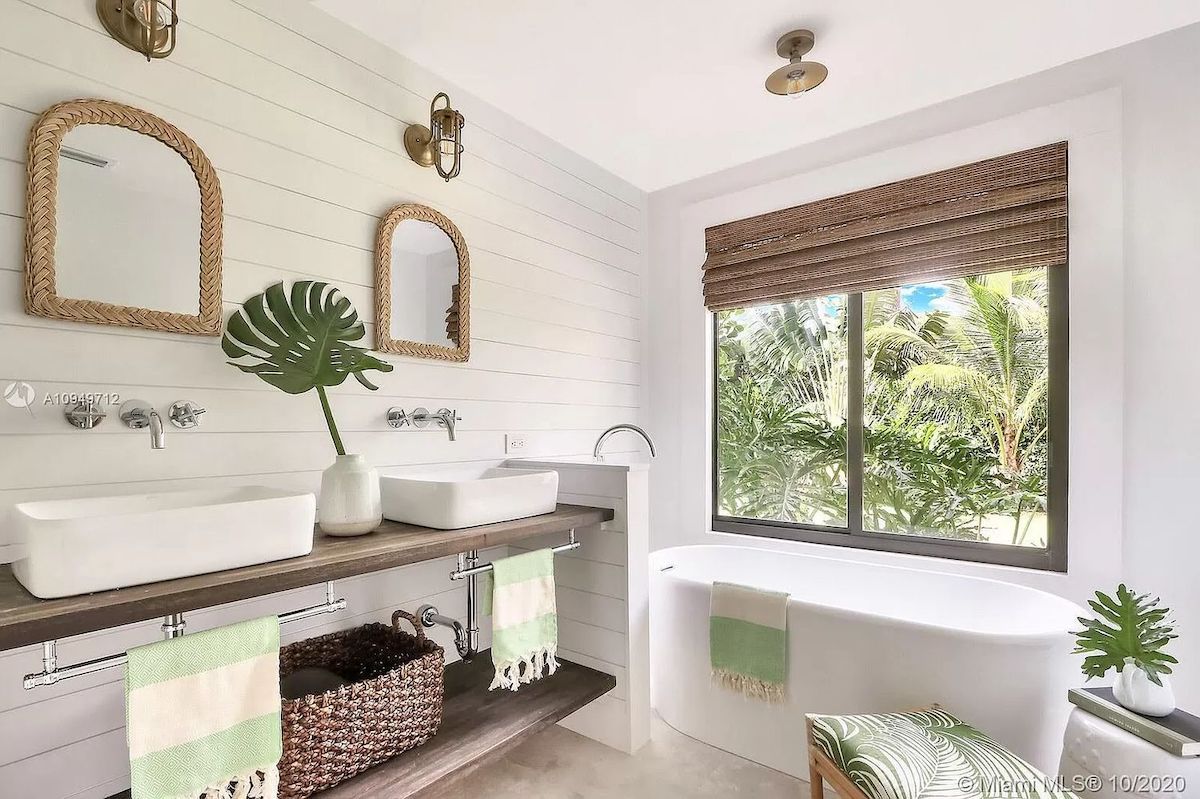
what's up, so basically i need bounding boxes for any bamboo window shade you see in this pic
[701,142,1068,311]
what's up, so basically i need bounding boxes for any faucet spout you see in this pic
[593,423,656,461]
[119,400,166,450]
[411,407,458,441]
[436,408,457,442]
[148,410,165,450]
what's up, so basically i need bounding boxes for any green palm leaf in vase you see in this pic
[222,281,393,455]
[1072,584,1179,685]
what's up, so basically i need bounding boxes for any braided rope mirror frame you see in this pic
[24,99,223,336]
[375,203,471,362]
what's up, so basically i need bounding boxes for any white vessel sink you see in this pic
[380,466,558,530]
[10,486,316,599]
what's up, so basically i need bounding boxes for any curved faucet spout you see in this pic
[148,410,165,450]
[593,423,656,462]
[119,400,166,450]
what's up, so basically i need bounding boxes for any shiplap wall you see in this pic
[0,1,646,796]
[506,461,651,754]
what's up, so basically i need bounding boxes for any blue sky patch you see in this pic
[900,284,947,313]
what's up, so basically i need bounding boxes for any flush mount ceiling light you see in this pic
[765,29,828,97]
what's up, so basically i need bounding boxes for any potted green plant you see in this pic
[223,281,393,536]
[1072,584,1179,716]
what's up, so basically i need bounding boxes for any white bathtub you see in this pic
[650,545,1084,776]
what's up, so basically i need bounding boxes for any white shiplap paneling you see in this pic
[505,462,651,755]
[0,0,646,795]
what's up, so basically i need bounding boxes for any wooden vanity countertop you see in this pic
[0,503,613,651]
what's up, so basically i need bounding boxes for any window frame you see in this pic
[710,267,1069,572]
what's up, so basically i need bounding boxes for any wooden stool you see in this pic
[805,707,1078,799]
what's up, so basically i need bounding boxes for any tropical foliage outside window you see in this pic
[715,267,1060,564]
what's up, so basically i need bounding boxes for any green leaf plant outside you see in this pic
[222,281,393,456]
[1071,584,1179,686]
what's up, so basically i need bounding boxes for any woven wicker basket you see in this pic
[278,610,445,799]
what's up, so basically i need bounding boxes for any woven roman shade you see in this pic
[702,142,1068,311]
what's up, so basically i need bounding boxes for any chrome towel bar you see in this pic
[421,528,581,662]
[22,581,347,690]
[447,528,578,581]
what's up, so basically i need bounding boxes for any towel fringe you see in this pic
[185,766,279,799]
[490,644,559,692]
[712,668,785,703]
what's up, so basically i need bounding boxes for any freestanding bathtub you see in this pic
[650,545,1084,777]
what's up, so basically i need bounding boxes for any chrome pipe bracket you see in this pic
[161,613,186,638]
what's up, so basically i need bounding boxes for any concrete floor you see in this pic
[451,715,806,798]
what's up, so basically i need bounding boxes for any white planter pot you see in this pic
[318,454,382,536]
[1113,658,1176,717]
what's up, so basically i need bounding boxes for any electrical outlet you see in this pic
[505,434,528,454]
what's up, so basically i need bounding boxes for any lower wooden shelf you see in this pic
[108,652,615,799]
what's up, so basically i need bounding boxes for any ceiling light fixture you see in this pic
[765,29,827,97]
[96,0,178,61]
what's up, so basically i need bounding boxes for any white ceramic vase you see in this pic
[1113,657,1176,717]
[318,454,382,536]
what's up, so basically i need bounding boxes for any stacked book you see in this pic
[1069,687,1200,757]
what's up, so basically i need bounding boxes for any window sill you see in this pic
[711,516,1065,572]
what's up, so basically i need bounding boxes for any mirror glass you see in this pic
[54,124,201,315]
[388,219,460,348]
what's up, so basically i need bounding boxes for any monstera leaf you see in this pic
[1072,584,1179,685]
[223,281,393,455]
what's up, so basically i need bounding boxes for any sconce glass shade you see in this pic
[96,0,178,61]
[130,0,168,28]
[430,95,465,181]
[404,92,466,182]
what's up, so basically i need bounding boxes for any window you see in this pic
[706,144,1068,570]
[713,268,1066,569]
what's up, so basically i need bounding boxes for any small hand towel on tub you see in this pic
[489,548,559,691]
[125,617,283,799]
[710,581,789,702]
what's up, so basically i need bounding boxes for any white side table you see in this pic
[1060,707,1200,799]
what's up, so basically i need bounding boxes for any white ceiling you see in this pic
[315,1,1200,191]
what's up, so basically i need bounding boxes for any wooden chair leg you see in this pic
[805,715,825,799]
[809,760,825,799]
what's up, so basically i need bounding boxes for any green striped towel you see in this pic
[710,581,789,702]
[125,617,283,799]
[488,548,559,691]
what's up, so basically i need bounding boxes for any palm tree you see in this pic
[899,271,1048,480]
[743,298,847,424]
[897,270,1050,543]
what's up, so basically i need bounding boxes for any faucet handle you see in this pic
[119,399,153,429]
[64,400,106,430]
[386,407,410,429]
[168,401,206,429]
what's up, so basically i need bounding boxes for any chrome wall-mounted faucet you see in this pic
[119,400,165,450]
[387,406,460,442]
[168,400,206,429]
[593,423,656,461]
[64,400,106,430]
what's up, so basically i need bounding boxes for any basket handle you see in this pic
[392,609,427,641]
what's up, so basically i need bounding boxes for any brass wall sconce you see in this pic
[404,93,466,181]
[96,0,178,61]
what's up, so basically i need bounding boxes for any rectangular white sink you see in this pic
[380,466,558,529]
[10,486,316,599]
